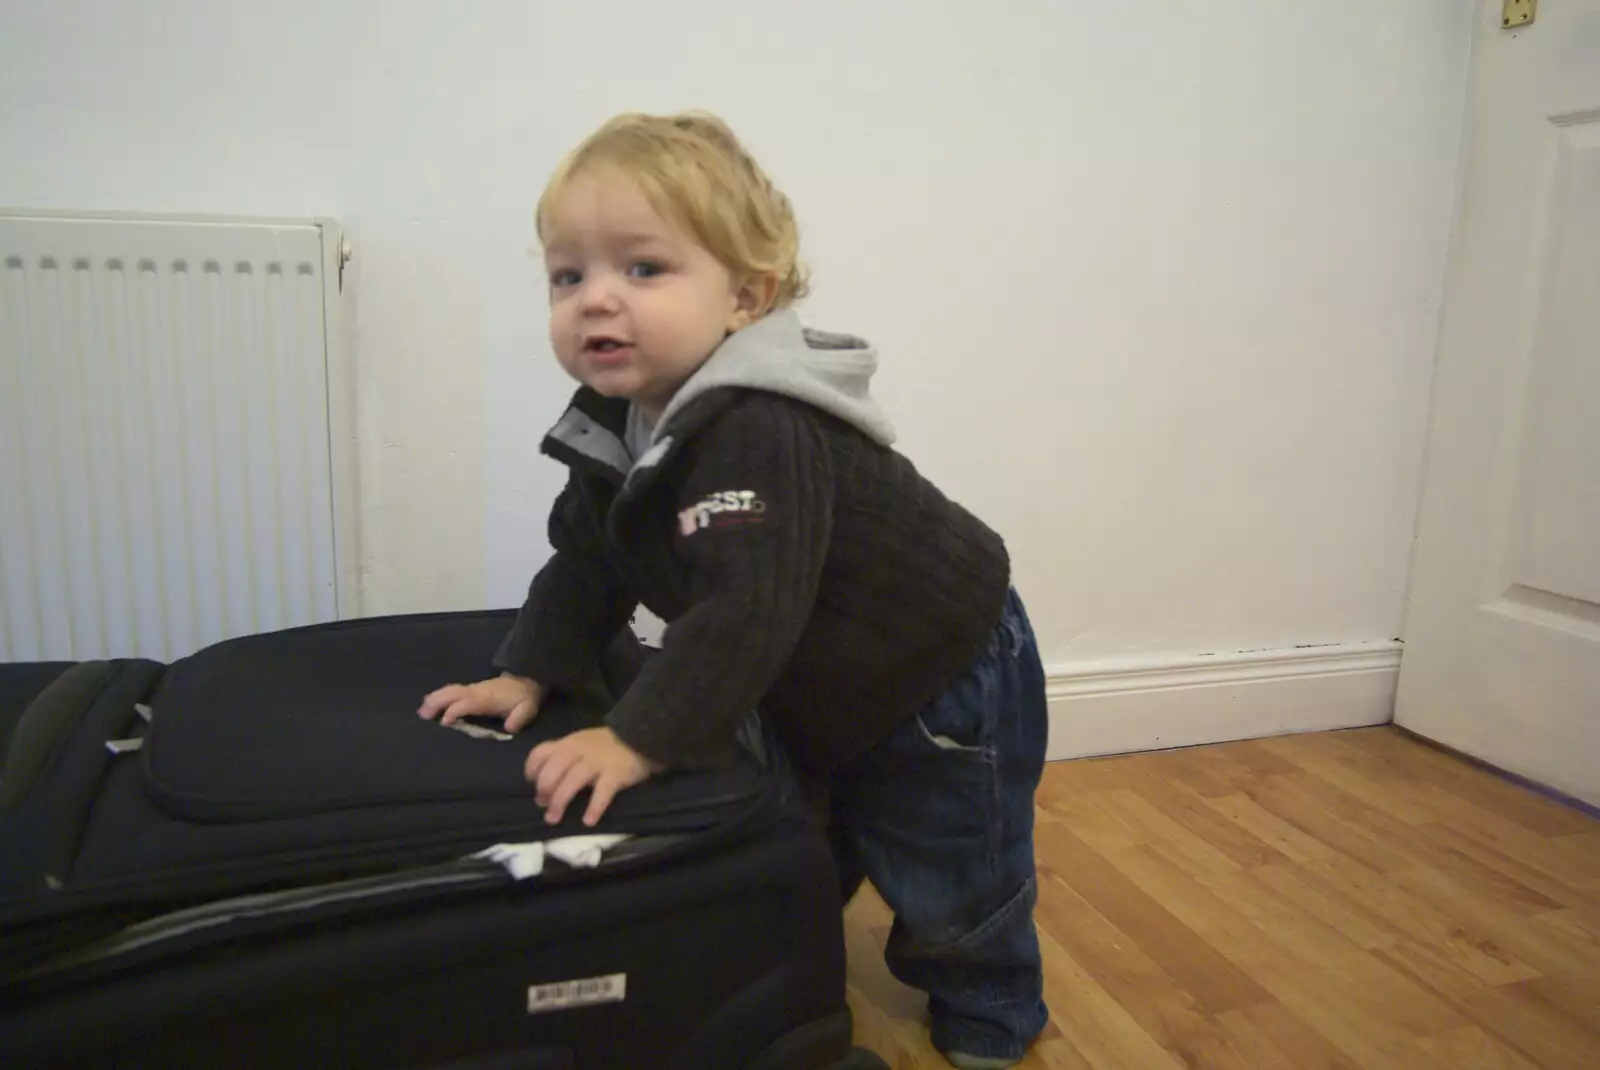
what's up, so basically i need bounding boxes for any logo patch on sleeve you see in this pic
[679,490,767,535]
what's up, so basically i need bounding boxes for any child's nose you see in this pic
[577,275,623,313]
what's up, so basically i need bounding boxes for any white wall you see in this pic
[0,1,1474,747]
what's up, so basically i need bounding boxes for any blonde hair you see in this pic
[538,111,809,308]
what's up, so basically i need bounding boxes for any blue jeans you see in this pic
[826,589,1050,1060]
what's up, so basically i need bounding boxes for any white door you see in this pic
[1396,0,1600,805]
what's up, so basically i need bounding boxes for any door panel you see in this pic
[1397,2,1600,805]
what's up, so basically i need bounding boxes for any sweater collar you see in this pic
[541,386,739,487]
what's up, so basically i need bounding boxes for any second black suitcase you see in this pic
[0,611,886,1070]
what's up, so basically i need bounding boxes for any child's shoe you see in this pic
[942,1053,1021,1070]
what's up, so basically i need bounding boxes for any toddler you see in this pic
[418,112,1050,1068]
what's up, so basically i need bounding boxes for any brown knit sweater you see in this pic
[494,384,1011,777]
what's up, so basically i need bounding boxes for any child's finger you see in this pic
[417,684,462,719]
[544,764,593,825]
[535,748,580,802]
[504,698,537,733]
[439,694,489,726]
[524,742,552,784]
[583,774,619,827]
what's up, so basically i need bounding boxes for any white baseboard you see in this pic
[1044,641,1402,761]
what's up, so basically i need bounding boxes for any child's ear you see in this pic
[726,272,781,331]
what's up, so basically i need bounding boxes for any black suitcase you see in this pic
[0,611,886,1070]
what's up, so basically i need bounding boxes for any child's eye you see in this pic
[628,261,665,279]
[549,268,581,288]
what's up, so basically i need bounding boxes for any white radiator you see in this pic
[0,213,354,662]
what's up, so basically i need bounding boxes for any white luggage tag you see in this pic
[546,834,631,869]
[442,720,514,742]
[470,835,632,881]
[107,703,155,752]
[471,842,547,880]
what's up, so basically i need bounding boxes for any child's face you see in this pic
[542,168,760,416]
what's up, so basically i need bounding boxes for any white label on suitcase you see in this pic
[441,720,514,742]
[527,973,627,1014]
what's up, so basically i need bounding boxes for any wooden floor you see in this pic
[844,726,1600,1069]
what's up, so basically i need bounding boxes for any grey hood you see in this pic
[652,309,896,448]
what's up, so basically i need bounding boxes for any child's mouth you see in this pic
[584,337,634,366]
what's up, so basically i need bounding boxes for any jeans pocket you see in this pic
[918,875,1039,962]
[914,639,1002,757]
[913,711,988,755]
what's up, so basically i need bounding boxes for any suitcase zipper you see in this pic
[11,831,701,987]
[31,866,504,975]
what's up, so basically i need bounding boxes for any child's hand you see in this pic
[418,674,546,733]
[525,727,661,827]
